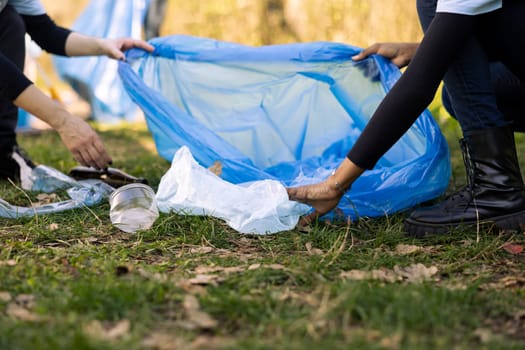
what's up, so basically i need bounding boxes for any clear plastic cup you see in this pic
[109,183,159,233]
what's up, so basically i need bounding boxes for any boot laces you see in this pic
[444,140,477,211]
[459,139,480,222]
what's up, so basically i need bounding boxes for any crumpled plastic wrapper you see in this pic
[0,165,114,219]
[156,146,309,234]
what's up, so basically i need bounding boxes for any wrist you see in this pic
[330,170,351,195]
[94,37,107,56]
[47,107,70,131]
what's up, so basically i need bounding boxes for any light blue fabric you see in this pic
[53,0,150,123]
[8,0,45,15]
[119,35,451,220]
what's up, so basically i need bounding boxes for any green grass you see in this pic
[1,120,525,350]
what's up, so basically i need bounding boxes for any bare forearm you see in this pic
[65,32,105,57]
[13,85,112,169]
[13,85,68,129]
[65,33,154,60]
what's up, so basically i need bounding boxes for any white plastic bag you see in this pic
[156,146,309,234]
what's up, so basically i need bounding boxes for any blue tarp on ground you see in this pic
[118,35,451,220]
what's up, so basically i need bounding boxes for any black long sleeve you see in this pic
[347,13,477,169]
[0,51,32,100]
[22,13,71,56]
[0,13,72,102]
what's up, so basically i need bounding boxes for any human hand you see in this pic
[99,37,155,60]
[55,115,112,169]
[13,85,112,169]
[287,180,344,224]
[352,42,419,68]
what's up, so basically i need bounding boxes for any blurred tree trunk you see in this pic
[259,0,299,44]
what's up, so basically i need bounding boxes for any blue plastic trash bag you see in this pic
[119,35,451,220]
[53,0,150,123]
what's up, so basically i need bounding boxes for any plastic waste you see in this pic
[0,165,114,219]
[156,146,309,234]
[109,183,159,233]
[69,166,149,188]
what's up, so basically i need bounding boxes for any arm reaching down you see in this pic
[288,13,478,220]
[13,85,112,169]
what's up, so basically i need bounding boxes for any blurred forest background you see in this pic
[41,0,423,56]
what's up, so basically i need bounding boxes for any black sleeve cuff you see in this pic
[0,53,33,101]
[22,14,72,56]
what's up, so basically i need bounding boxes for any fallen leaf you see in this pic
[84,319,131,341]
[0,259,16,267]
[31,193,59,207]
[340,264,438,284]
[183,294,200,311]
[106,319,131,339]
[393,264,439,283]
[473,328,494,344]
[305,242,323,255]
[379,332,402,350]
[208,161,223,177]
[189,246,214,254]
[136,268,168,282]
[248,263,261,270]
[479,276,525,290]
[500,276,525,288]
[15,294,35,308]
[514,309,525,321]
[191,335,234,349]
[394,244,422,255]
[340,268,399,283]
[501,243,524,255]
[267,264,286,270]
[47,223,59,231]
[183,295,218,330]
[461,239,475,247]
[6,304,43,322]
[188,274,223,286]
[0,291,12,302]
[142,332,187,350]
[194,266,244,275]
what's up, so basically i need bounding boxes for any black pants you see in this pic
[0,5,26,152]
[441,62,525,131]
[417,0,525,132]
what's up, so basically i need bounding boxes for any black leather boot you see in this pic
[405,125,525,237]
[0,145,35,183]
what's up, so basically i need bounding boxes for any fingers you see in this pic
[62,129,112,169]
[133,40,155,52]
[352,43,380,61]
[84,141,111,169]
[72,144,111,169]
[111,49,126,61]
[119,38,155,53]
[286,187,299,201]
[104,38,155,61]
[299,210,321,226]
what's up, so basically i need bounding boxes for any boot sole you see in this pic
[404,209,525,238]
